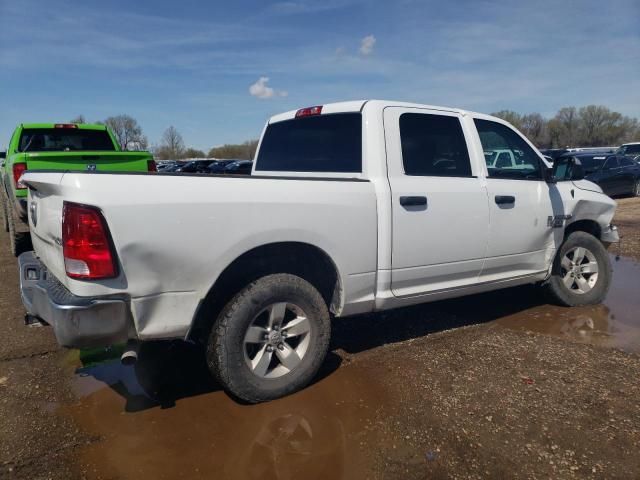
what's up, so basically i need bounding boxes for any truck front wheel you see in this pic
[545,231,612,306]
[206,273,331,403]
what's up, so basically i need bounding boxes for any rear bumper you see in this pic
[18,251,133,349]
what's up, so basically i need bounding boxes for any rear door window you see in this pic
[399,113,472,177]
[256,113,362,173]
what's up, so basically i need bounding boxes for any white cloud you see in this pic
[248,77,288,99]
[359,34,376,55]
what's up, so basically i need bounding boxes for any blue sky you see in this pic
[1,0,638,151]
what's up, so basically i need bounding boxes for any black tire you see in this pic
[545,231,611,306]
[0,194,8,233]
[206,273,331,403]
[7,205,30,257]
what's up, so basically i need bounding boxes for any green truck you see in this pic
[0,123,156,255]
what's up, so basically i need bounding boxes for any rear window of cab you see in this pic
[18,128,116,152]
[255,113,362,173]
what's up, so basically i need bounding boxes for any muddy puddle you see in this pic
[494,255,640,352]
[67,343,383,480]
[64,255,640,479]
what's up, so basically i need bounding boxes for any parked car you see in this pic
[539,148,569,160]
[225,160,253,175]
[207,159,237,174]
[157,161,178,171]
[161,163,183,172]
[563,153,640,197]
[176,160,213,173]
[0,123,155,256]
[19,100,618,403]
[616,142,640,159]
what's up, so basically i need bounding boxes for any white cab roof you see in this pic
[268,100,483,124]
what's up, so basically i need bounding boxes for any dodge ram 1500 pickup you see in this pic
[0,123,156,256]
[18,101,619,403]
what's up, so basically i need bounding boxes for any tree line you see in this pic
[491,105,639,148]
[70,114,258,160]
[71,104,639,160]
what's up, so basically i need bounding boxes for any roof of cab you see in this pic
[20,123,108,130]
[267,100,474,124]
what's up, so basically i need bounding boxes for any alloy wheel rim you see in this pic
[243,302,312,379]
[560,246,599,294]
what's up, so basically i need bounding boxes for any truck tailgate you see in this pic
[25,151,151,172]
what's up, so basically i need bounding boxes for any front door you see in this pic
[384,107,490,297]
[472,117,556,281]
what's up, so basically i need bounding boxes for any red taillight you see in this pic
[295,105,323,118]
[13,163,27,189]
[54,123,78,129]
[147,159,157,172]
[62,202,117,280]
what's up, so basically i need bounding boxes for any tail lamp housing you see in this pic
[62,202,117,280]
[13,163,27,189]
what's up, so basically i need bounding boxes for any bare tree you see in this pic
[156,126,185,160]
[554,107,579,147]
[490,110,524,131]
[207,140,259,160]
[183,147,206,158]
[103,115,145,150]
[520,113,546,146]
[70,115,86,124]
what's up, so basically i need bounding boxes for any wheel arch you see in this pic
[187,241,343,344]
[564,219,602,240]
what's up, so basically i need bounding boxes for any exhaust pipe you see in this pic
[121,341,139,366]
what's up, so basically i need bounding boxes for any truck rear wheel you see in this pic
[544,231,611,306]
[1,195,8,233]
[206,273,331,403]
[7,206,30,257]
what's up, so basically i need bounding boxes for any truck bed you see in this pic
[23,171,378,339]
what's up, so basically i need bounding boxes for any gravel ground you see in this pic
[613,197,640,261]
[0,196,638,479]
[355,324,640,479]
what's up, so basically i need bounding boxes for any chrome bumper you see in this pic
[18,251,133,349]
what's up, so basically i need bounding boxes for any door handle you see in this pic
[400,196,427,207]
[495,195,515,205]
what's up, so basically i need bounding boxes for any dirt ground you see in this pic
[612,197,640,261]
[1,197,639,479]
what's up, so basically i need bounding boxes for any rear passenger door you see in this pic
[384,107,490,297]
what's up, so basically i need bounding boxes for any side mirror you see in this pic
[0,151,6,159]
[551,156,585,182]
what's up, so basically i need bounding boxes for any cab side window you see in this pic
[399,113,472,177]
[474,119,543,180]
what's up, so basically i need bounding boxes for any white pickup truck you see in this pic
[19,100,618,403]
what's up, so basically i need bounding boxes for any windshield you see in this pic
[619,144,640,155]
[18,128,115,152]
